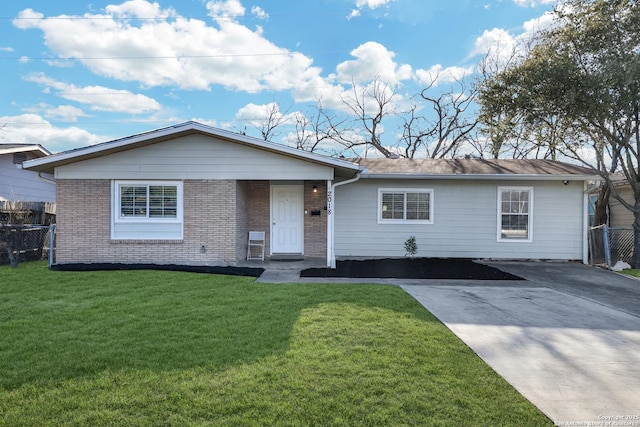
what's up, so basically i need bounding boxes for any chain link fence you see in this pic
[588,225,633,269]
[0,225,55,267]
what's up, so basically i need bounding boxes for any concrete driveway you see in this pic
[401,262,640,425]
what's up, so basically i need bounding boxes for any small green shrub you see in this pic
[404,235,418,257]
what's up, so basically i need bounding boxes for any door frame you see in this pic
[270,184,304,254]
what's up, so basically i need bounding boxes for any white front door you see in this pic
[271,185,304,254]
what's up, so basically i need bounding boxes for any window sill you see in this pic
[110,239,184,245]
[377,220,433,225]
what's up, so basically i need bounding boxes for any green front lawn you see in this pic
[0,262,551,426]
[620,269,640,278]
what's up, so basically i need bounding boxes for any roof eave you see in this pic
[361,173,600,181]
[0,144,51,157]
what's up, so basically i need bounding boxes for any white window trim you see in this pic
[113,180,183,224]
[497,186,533,243]
[377,188,434,224]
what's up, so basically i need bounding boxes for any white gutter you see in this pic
[17,162,56,185]
[327,171,363,268]
[362,173,599,181]
[37,172,56,185]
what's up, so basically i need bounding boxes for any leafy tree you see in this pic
[478,0,640,266]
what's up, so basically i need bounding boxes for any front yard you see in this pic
[0,262,551,426]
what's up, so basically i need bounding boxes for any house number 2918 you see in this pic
[326,191,332,215]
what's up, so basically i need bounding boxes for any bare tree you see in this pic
[331,78,399,158]
[289,104,348,155]
[400,78,479,159]
[236,101,293,141]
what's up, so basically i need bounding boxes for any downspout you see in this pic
[583,179,601,265]
[327,171,363,268]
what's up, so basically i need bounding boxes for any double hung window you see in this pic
[498,187,532,241]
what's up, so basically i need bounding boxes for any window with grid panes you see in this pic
[378,189,433,223]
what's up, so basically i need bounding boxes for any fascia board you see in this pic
[361,173,600,181]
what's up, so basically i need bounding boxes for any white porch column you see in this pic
[326,179,333,267]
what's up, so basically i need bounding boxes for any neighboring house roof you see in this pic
[0,144,51,158]
[22,121,361,177]
[357,158,599,180]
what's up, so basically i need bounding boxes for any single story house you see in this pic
[0,143,55,203]
[23,121,599,267]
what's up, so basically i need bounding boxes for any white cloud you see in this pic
[347,9,361,20]
[19,56,30,64]
[415,64,474,87]
[348,0,394,19]
[234,102,297,128]
[335,41,412,86]
[44,59,74,68]
[105,0,176,19]
[469,10,558,66]
[512,0,556,7]
[251,6,269,19]
[206,0,245,20]
[0,46,14,52]
[357,0,393,8]
[23,103,90,122]
[44,105,90,122]
[25,73,161,114]
[14,2,325,94]
[471,27,517,58]
[522,10,556,34]
[0,114,104,151]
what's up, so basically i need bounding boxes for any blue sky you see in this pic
[0,0,556,153]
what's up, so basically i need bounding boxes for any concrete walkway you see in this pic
[401,262,640,425]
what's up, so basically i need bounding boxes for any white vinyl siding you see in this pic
[334,179,585,261]
[497,187,533,242]
[112,181,183,240]
[378,188,433,224]
[0,154,56,202]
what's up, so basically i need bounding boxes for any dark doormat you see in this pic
[300,258,524,280]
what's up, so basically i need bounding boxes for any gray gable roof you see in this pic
[357,158,598,180]
[23,121,360,177]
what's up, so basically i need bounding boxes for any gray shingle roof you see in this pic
[357,158,598,178]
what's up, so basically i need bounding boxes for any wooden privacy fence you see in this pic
[0,201,56,225]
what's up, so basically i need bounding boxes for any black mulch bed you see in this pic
[301,258,524,280]
[51,263,264,277]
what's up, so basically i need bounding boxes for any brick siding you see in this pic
[55,179,327,265]
[304,181,327,257]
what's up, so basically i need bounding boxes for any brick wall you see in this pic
[235,181,249,260]
[304,181,327,257]
[55,179,328,265]
[56,179,111,263]
[56,179,240,265]
[183,180,238,265]
[245,181,271,256]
